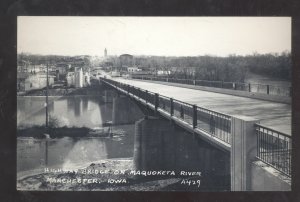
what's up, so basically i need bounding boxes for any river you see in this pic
[17,95,135,174]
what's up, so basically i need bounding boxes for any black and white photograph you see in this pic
[16,16,291,191]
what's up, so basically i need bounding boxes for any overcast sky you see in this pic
[17,17,291,57]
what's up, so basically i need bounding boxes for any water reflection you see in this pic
[17,95,135,173]
[17,96,108,128]
[74,98,81,117]
[62,138,107,169]
[17,126,135,173]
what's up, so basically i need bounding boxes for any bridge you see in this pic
[100,76,291,191]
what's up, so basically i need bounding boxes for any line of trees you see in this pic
[19,52,291,83]
[119,52,291,82]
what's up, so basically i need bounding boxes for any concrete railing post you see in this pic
[231,115,259,191]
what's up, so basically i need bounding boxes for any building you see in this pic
[127,67,141,73]
[75,68,83,88]
[18,62,45,74]
[120,54,134,68]
[157,70,171,76]
[83,71,90,86]
[67,67,90,88]
[17,72,29,91]
[104,48,107,58]
[55,63,70,81]
[56,64,68,74]
[66,72,75,87]
[18,73,55,92]
[111,71,121,77]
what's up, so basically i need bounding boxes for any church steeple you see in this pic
[104,48,107,58]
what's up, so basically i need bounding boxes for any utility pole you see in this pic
[45,62,49,129]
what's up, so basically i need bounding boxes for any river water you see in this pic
[17,95,135,173]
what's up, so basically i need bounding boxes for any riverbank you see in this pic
[17,126,90,138]
[17,124,120,139]
[18,85,104,96]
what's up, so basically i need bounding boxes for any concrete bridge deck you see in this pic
[112,78,291,135]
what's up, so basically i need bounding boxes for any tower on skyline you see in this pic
[104,48,107,58]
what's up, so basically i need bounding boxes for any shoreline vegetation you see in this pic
[17,121,116,139]
[18,125,91,139]
[18,85,103,97]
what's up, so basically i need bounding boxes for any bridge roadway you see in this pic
[111,77,291,135]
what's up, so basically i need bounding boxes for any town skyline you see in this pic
[18,17,291,57]
[18,50,291,58]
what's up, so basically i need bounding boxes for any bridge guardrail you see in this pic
[255,123,291,177]
[102,77,232,145]
[132,76,291,97]
[196,107,231,144]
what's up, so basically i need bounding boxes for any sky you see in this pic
[17,17,291,57]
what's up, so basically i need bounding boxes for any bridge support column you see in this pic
[231,115,259,191]
[112,96,144,125]
[133,117,177,171]
[103,90,115,103]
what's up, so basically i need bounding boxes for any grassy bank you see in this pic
[19,85,104,96]
[17,124,118,139]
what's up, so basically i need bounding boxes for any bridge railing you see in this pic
[255,123,291,177]
[158,95,171,113]
[101,77,232,144]
[197,107,231,144]
[172,98,194,125]
[131,76,291,97]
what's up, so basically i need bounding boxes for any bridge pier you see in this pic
[112,95,144,125]
[133,116,230,185]
[103,90,116,103]
[133,117,177,171]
